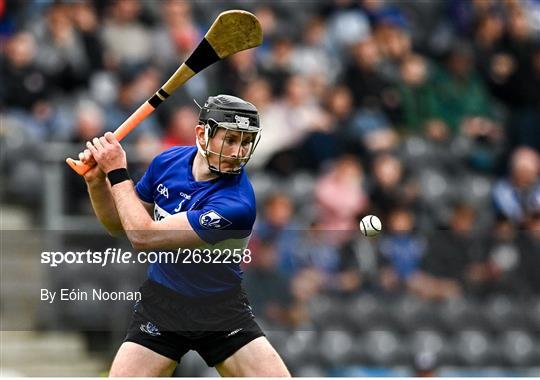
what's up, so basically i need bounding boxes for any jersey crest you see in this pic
[199,210,232,229]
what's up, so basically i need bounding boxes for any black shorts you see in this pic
[123,280,265,367]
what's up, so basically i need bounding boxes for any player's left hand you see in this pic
[86,132,127,173]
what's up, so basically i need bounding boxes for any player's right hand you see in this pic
[79,149,105,183]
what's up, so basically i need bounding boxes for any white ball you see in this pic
[360,215,382,237]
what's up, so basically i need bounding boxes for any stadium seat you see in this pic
[526,297,540,332]
[418,169,451,204]
[249,172,280,199]
[439,298,484,332]
[345,294,386,332]
[409,330,445,358]
[499,330,536,366]
[458,174,492,204]
[362,330,403,365]
[293,364,326,377]
[264,329,289,354]
[453,330,494,366]
[308,295,344,329]
[389,296,437,331]
[282,330,318,364]
[288,172,315,204]
[317,330,355,365]
[483,296,526,332]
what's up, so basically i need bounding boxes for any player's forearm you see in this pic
[86,179,124,236]
[110,181,155,249]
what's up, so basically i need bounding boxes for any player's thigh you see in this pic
[215,336,290,377]
[109,342,177,377]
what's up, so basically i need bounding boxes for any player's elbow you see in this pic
[127,230,156,251]
[129,235,148,251]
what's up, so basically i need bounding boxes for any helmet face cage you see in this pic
[196,95,262,175]
[198,119,262,175]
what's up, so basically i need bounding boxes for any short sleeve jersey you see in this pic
[135,146,256,297]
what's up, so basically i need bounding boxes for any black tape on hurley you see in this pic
[148,88,170,108]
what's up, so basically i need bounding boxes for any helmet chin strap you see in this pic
[195,124,211,158]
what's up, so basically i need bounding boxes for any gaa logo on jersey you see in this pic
[199,210,232,229]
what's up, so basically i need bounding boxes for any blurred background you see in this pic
[1,0,540,376]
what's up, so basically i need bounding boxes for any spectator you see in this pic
[253,6,280,51]
[408,204,481,300]
[104,63,161,141]
[492,147,540,225]
[507,46,540,153]
[378,208,426,293]
[501,7,535,74]
[65,100,106,214]
[216,49,260,96]
[348,107,400,153]
[259,35,295,97]
[253,193,302,278]
[152,0,201,70]
[260,75,329,175]
[161,105,198,149]
[454,116,504,173]
[370,153,420,218]
[472,13,508,102]
[430,41,494,134]
[297,85,359,172]
[523,43,540,107]
[72,1,104,73]
[341,37,397,113]
[314,156,368,231]
[294,221,362,295]
[102,0,152,68]
[467,215,526,297]
[326,1,370,54]
[291,16,340,84]
[372,12,412,83]
[240,78,274,170]
[243,240,294,326]
[150,0,207,105]
[33,2,93,93]
[1,32,50,110]
[396,54,437,135]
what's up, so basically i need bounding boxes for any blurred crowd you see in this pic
[2,0,540,329]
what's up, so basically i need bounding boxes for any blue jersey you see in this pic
[135,146,256,297]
